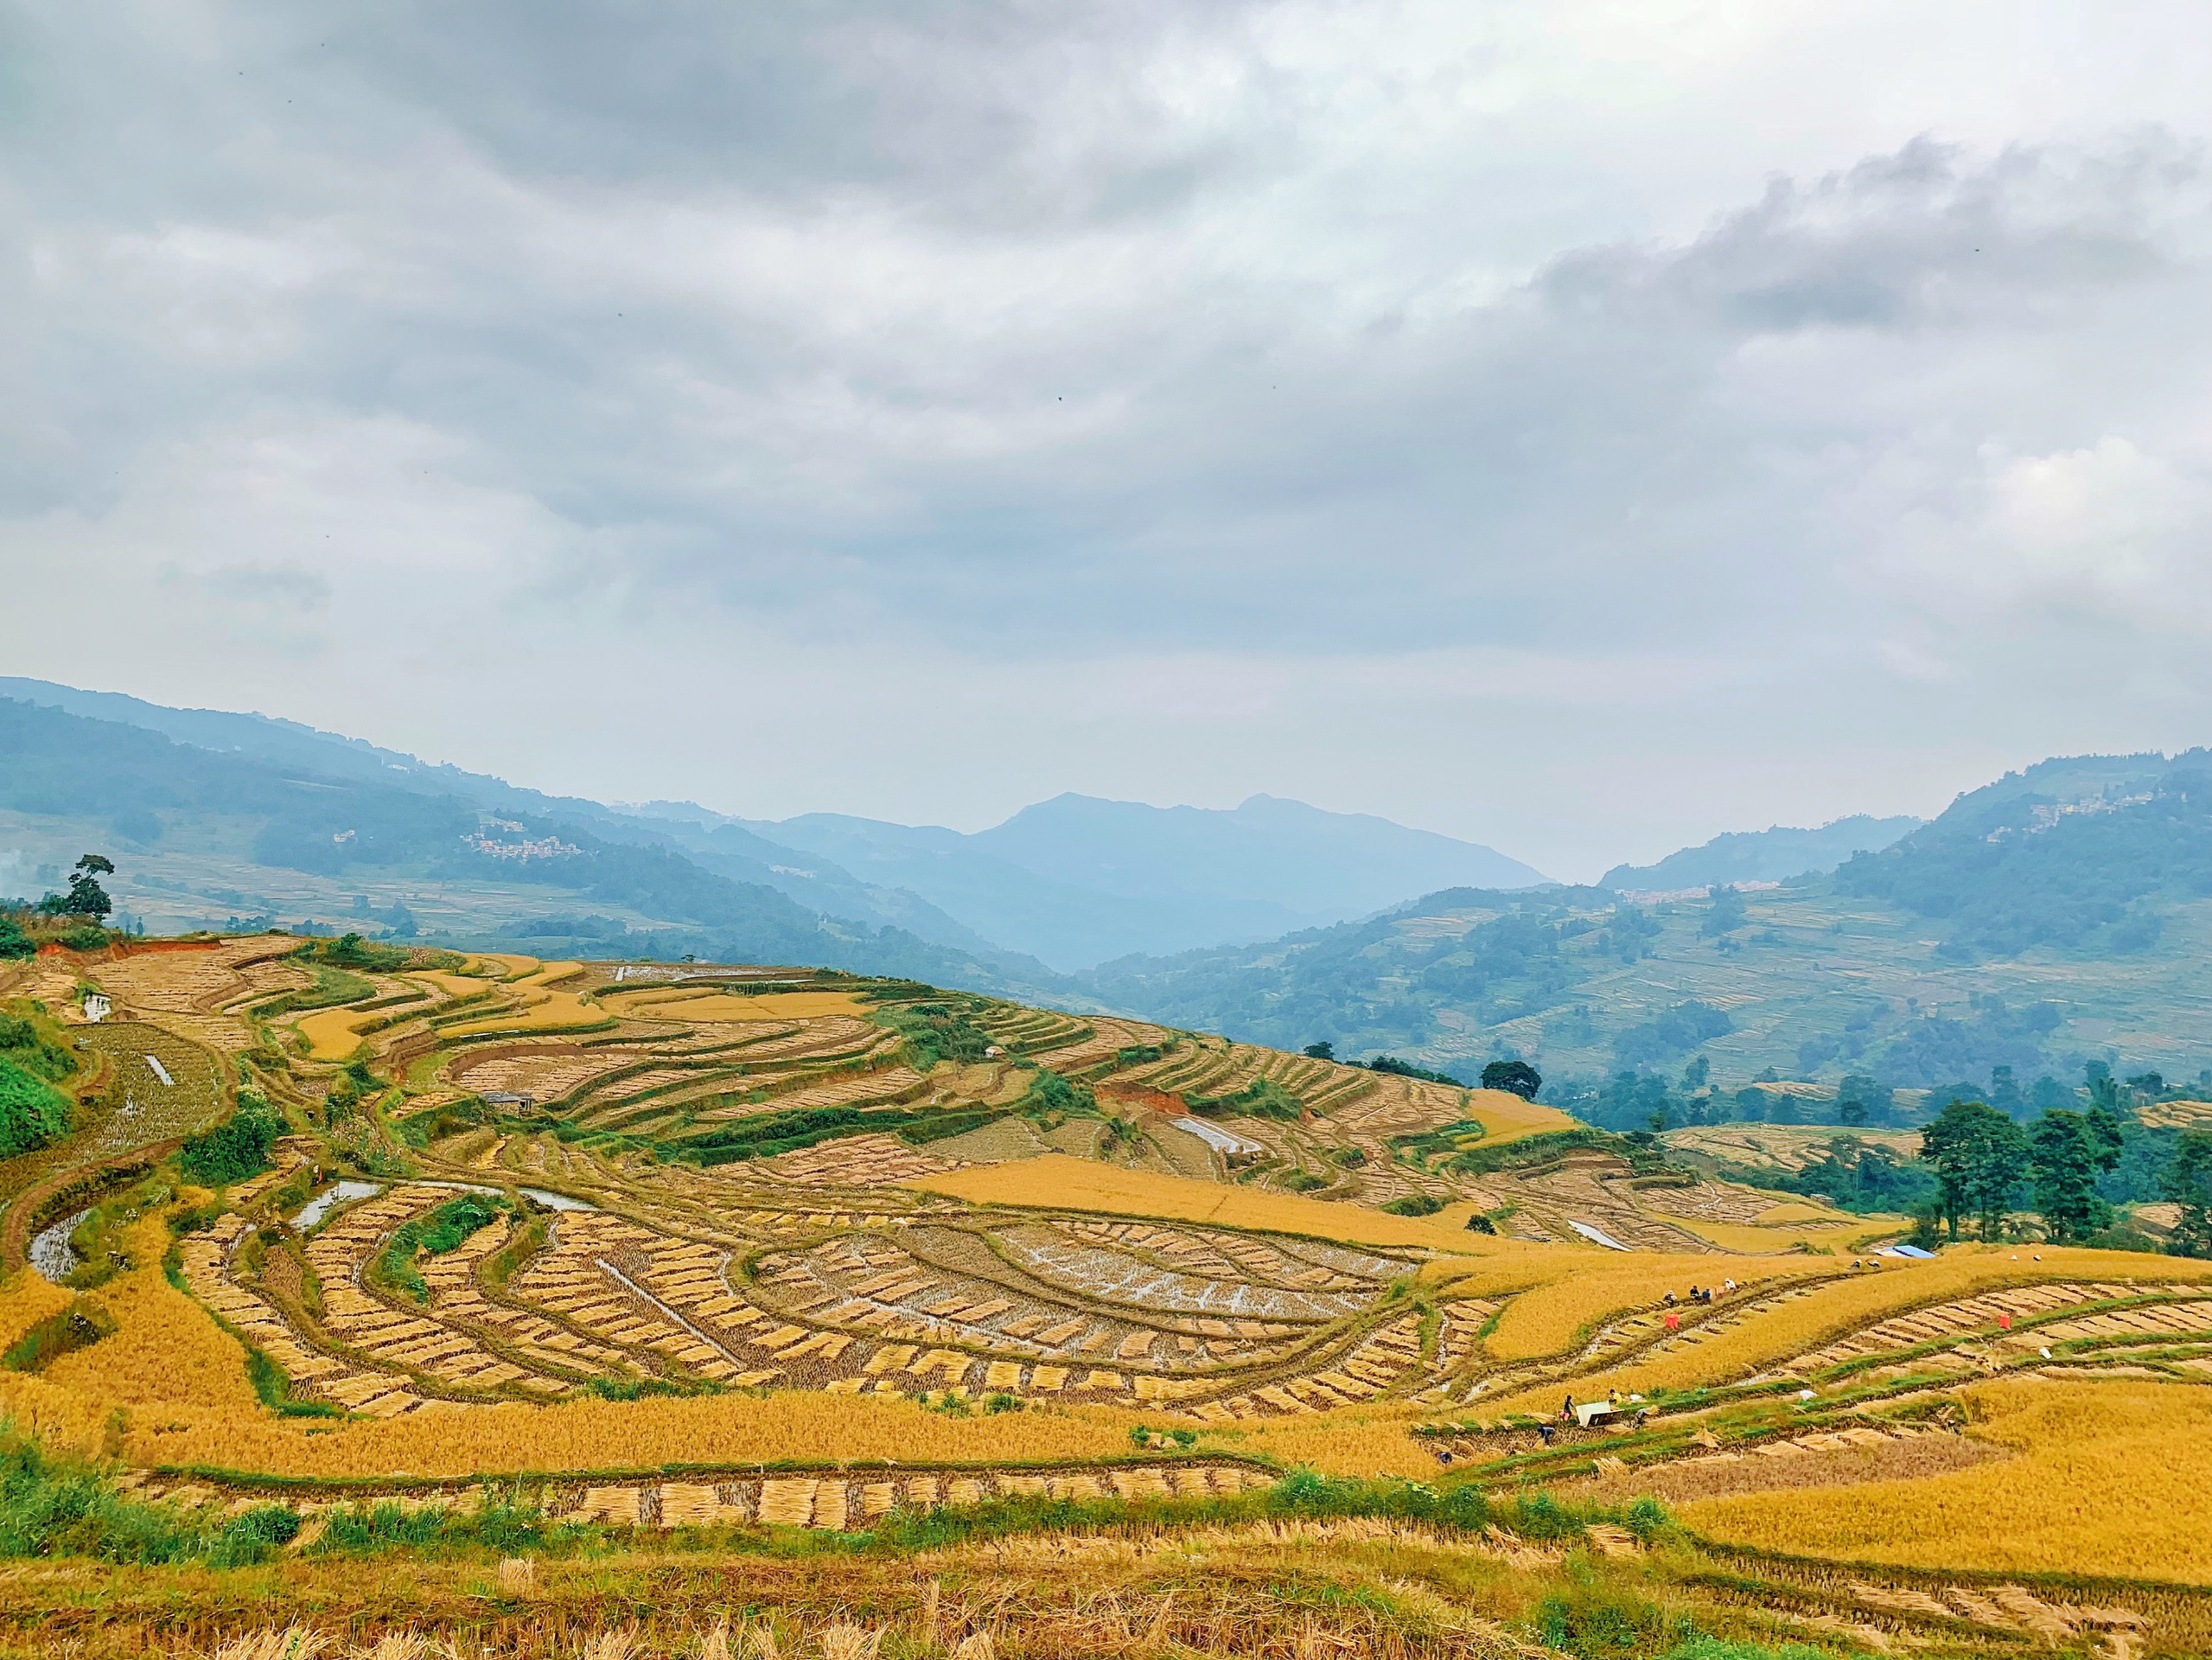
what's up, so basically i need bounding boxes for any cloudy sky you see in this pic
[4,1,2210,880]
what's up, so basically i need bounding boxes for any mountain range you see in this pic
[0,678,1540,974]
[6,676,2208,1099]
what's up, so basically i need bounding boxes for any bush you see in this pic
[1020,1068,1095,1117]
[0,1057,73,1160]
[875,999,997,1069]
[374,1194,504,1302]
[176,1095,283,1186]
[207,1504,301,1566]
[0,1012,77,1082]
[1536,1572,1695,1659]
[0,918,33,961]
[0,1425,199,1563]
[1380,1193,1444,1216]
[1624,1494,1670,1542]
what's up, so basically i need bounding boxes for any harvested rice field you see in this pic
[6,939,2212,1656]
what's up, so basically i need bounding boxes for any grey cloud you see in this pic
[5,2,2212,878]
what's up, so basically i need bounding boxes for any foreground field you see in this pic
[5,938,2212,1656]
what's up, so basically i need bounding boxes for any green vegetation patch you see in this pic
[1380,1193,1444,1217]
[2,1300,115,1373]
[1188,1076,1303,1121]
[870,998,998,1069]
[0,1056,74,1162]
[176,1093,283,1187]
[0,1007,80,1084]
[294,932,415,974]
[373,1193,506,1303]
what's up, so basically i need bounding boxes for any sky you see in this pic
[3,1,2210,883]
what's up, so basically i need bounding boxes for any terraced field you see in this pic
[8,937,2212,1657]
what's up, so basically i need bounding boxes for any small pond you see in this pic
[291,1180,382,1230]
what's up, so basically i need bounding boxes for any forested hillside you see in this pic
[1086,755,2212,1109]
[1838,752,2212,956]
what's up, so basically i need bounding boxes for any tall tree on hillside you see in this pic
[64,853,114,920]
[2162,1130,2212,1260]
[1921,1098,2029,1241]
[2028,1108,2121,1242]
[1481,1059,1542,1101]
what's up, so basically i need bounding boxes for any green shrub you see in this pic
[2,1300,114,1371]
[1281,1171,1329,1193]
[0,1012,77,1082]
[1380,1193,1444,1217]
[0,1057,73,1161]
[1624,1494,1670,1542]
[875,999,997,1069]
[1536,1572,1695,1658]
[1019,1068,1094,1116]
[177,1094,283,1186]
[0,1424,198,1563]
[297,933,412,973]
[0,918,34,961]
[207,1504,301,1566]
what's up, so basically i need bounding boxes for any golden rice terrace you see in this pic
[7,935,2212,1659]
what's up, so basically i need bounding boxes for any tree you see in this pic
[1700,884,1747,938]
[2029,1109,2120,1243]
[1481,1059,1542,1101]
[1920,1098,2029,1241]
[1989,1064,2024,1120]
[1302,1041,1335,1062]
[2162,1130,2212,1260]
[63,853,114,921]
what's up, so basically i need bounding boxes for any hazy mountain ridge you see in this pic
[0,680,1544,971]
[10,679,2208,1097]
[1600,814,1922,891]
[0,696,1080,1002]
[750,793,1547,971]
[0,678,991,952]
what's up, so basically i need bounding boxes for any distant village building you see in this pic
[480,1090,534,1109]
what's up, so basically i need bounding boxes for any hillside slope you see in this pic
[0,698,1074,1002]
[1601,814,1921,891]
[1086,756,2212,1095]
[0,677,993,952]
